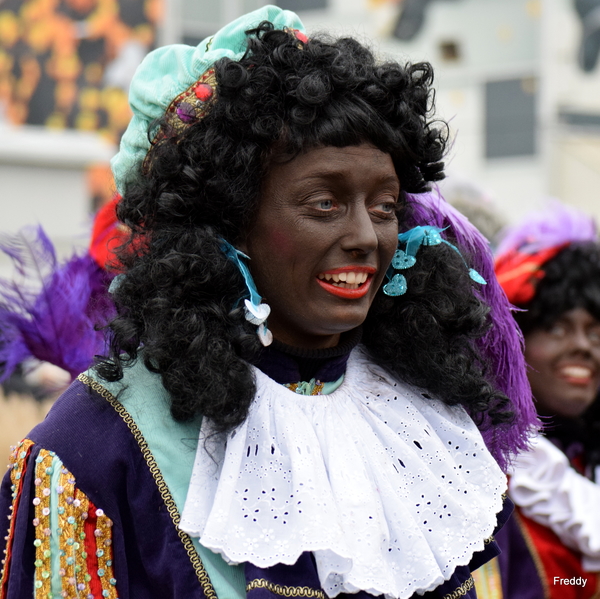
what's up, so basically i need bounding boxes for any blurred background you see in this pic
[1,0,600,459]
[4,0,600,266]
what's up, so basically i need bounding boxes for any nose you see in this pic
[571,326,594,354]
[341,204,379,255]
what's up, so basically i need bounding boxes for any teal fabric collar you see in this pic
[85,362,245,598]
[283,374,345,396]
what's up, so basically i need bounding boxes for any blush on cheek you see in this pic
[524,334,555,369]
[525,348,547,366]
[268,229,296,256]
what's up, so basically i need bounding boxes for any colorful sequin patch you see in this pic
[0,439,35,597]
[31,450,118,599]
[32,449,55,596]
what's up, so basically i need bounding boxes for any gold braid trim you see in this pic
[442,576,475,599]
[246,579,326,598]
[1,439,35,594]
[77,373,217,599]
[33,449,55,598]
[247,576,475,599]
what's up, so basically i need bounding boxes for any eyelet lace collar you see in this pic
[180,347,506,599]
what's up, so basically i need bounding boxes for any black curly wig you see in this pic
[514,242,600,336]
[97,23,512,433]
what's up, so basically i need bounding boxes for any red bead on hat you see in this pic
[194,83,214,102]
[293,29,308,44]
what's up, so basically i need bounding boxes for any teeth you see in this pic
[318,271,370,286]
[333,282,360,289]
[560,366,592,379]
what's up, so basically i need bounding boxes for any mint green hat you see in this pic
[111,5,305,195]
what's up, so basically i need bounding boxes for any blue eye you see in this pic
[549,324,566,337]
[317,200,334,210]
[370,201,397,216]
[588,328,600,344]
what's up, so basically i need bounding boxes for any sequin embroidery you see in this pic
[32,449,55,597]
[0,439,35,596]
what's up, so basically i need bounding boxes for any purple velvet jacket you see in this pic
[0,371,511,599]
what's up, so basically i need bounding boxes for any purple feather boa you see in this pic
[496,200,597,256]
[0,226,115,381]
[406,190,539,471]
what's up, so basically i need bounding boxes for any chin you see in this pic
[557,394,596,419]
[325,314,368,334]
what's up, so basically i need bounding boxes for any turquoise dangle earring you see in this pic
[383,226,487,297]
[220,240,273,346]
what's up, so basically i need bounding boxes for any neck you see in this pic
[255,327,362,384]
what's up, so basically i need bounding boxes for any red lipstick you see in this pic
[316,266,376,299]
[320,266,377,275]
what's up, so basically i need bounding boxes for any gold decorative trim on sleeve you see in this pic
[57,465,77,596]
[442,576,475,599]
[55,463,119,599]
[473,558,503,599]
[32,449,55,598]
[0,439,35,594]
[92,504,119,599]
[246,578,326,598]
[77,373,217,599]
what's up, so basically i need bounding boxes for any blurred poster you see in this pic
[367,0,463,42]
[0,0,162,144]
[574,0,600,72]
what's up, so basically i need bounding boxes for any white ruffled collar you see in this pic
[180,347,506,599]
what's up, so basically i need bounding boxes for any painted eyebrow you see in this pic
[298,172,400,187]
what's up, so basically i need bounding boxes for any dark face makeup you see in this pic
[524,307,600,418]
[240,144,400,349]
